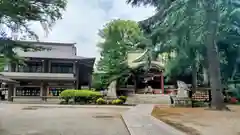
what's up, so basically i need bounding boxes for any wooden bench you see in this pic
[172,96,192,107]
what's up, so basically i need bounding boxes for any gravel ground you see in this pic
[152,105,240,135]
[0,104,130,135]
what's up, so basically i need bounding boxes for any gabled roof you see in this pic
[127,50,164,70]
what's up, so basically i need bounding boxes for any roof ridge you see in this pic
[15,40,76,46]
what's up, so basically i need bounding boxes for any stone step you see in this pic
[126,94,171,104]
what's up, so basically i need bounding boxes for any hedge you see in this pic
[59,89,102,104]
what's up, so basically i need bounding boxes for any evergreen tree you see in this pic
[93,19,143,89]
[126,0,240,110]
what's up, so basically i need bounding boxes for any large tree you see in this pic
[93,19,143,89]
[126,0,240,110]
[0,0,66,67]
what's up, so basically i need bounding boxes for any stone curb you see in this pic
[150,115,186,135]
[29,104,134,109]
[121,104,186,135]
[1,103,134,109]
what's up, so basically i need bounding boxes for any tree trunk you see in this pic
[192,61,197,93]
[204,0,226,110]
[203,67,209,86]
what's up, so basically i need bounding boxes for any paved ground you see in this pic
[0,104,130,135]
[122,104,186,135]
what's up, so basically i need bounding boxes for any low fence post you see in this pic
[208,90,212,107]
[188,91,194,107]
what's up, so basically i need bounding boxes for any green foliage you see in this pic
[0,0,66,39]
[0,40,51,66]
[0,0,66,64]
[112,99,124,105]
[192,101,206,107]
[127,0,240,84]
[96,98,106,105]
[119,96,127,103]
[126,0,240,108]
[59,89,101,104]
[93,19,143,88]
[228,84,240,100]
[92,73,110,90]
[59,89,75,103]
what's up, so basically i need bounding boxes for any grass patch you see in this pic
[161,118,201,135]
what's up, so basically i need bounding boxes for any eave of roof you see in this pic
[0,74,18,83]
[15,40,76,46]
[24,56,95,61]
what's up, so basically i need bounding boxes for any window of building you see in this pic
[16,87,40,96]
[48,87,69,96]
[51,63,73,73]
[18,62,43,72]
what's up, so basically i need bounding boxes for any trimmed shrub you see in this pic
[119,96,127,103]
[75,90,102,103]
[59,89,75,103]
[59,89,101,104]
[192,101,206,107]
[96,98,106,104]
[112,99,124,105]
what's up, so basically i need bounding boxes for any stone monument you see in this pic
[170,81,192,106]
[106,80,117,99]
[176,80,190,98]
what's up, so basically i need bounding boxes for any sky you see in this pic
[32,0,155,58]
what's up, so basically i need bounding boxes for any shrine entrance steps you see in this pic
[126,94,171,105]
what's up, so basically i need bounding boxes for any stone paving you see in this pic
[126,94,171,105]
[0,104,130,135]
[122,104,186,135]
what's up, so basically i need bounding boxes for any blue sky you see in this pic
[33,0,155,58]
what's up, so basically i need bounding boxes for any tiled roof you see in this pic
[14,41,93,60]
[18,51,87,60]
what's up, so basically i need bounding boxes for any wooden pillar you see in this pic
[41,82,48,101]
[8,84,14,101]
[75,62,80,89]
[161,71,164,94]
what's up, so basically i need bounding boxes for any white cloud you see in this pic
[32,0,155,58]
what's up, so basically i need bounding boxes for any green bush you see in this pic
[59,89,75,103]
[112,99,124,105]
[227,84,240,101]
[119,96,127,103]
[59,89,102,104]
[96,98,106,104]
[192,101,206,107]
